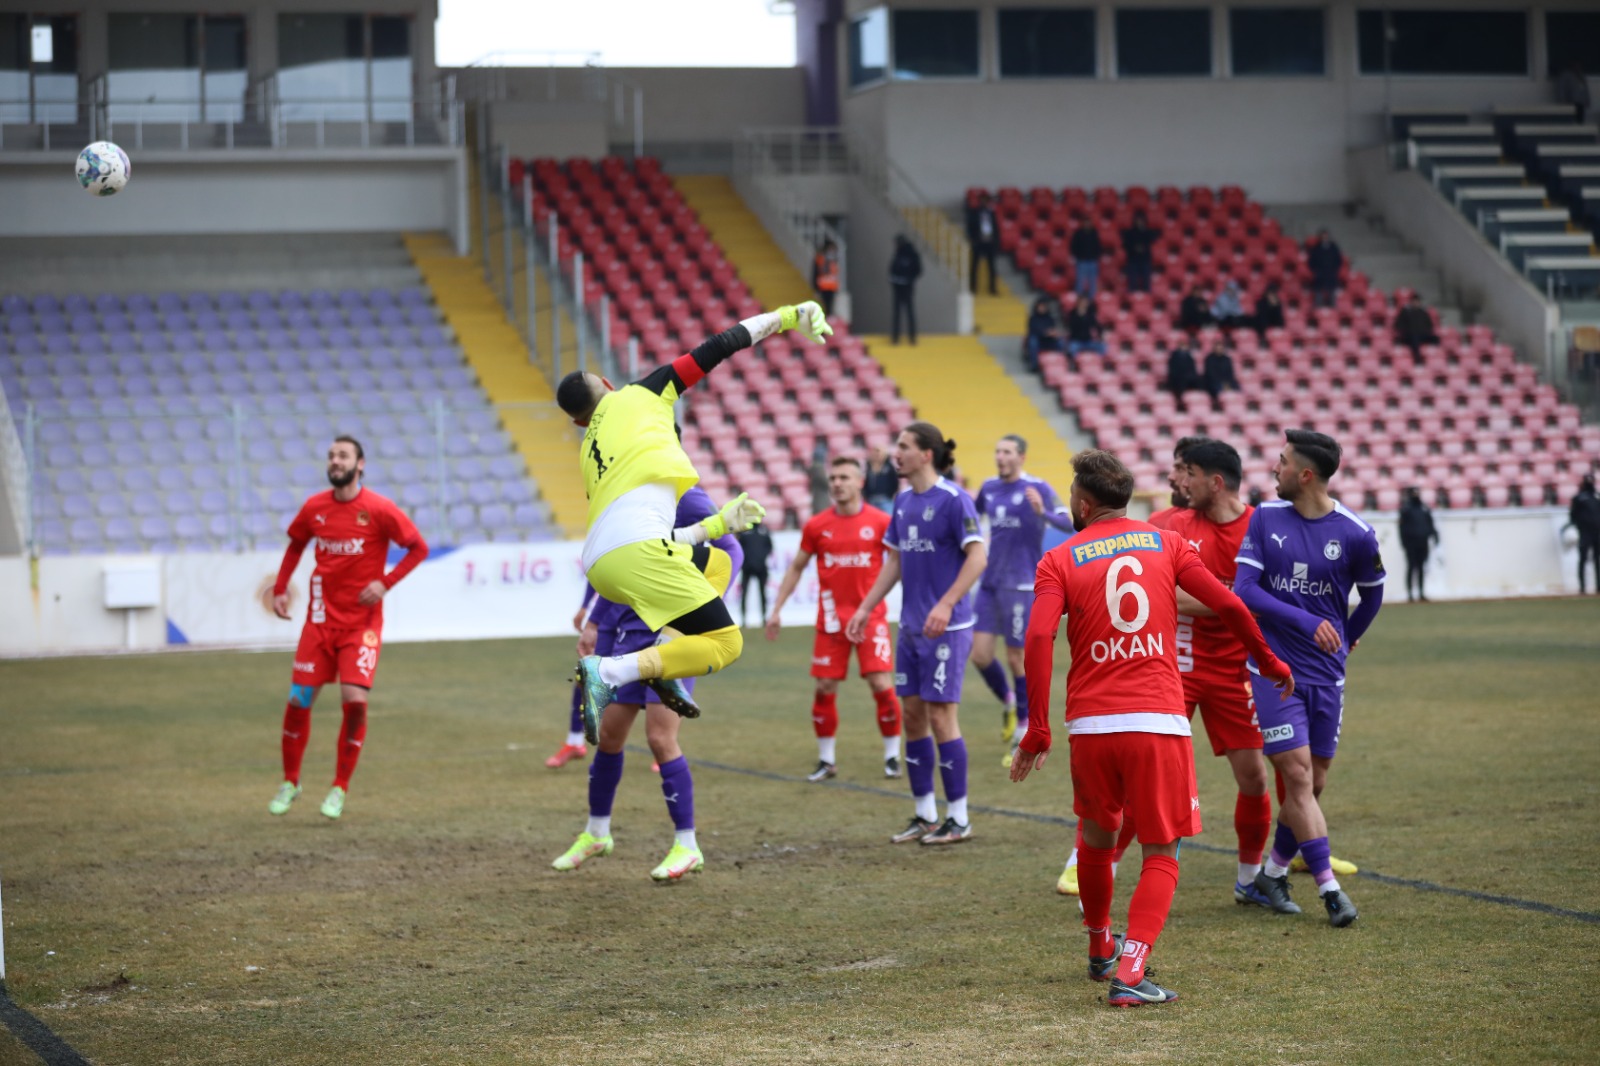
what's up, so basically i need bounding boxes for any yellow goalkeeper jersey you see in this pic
[580,379,699,525]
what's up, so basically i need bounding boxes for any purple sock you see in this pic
[937,737,969,802]
[905,736,937,799]
[1013,674,1029,729]
[1269,820,1298,869]
[588,749,624,817]
[569,682,585,735]
[1299,836,1336,887]
[658,755,695,832]
[977,659,1012,705]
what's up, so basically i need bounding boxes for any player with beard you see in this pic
[268,436,428,820]
[1148,437,1206,529]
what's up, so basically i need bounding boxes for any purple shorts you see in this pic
[973,585,1032,648]
[597,624,697,707]
[895,626,974,704]
[1250,674,1344,759]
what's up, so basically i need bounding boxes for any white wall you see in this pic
[0,149,467,250]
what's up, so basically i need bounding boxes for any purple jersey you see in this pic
[885,478,984,634]
[1233,500,1385,687]
[589,486,743,636]
[974,474,1069,591]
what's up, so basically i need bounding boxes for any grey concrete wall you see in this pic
[846,175,960,335]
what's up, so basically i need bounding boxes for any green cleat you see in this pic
[268,781,301,816]
[551,831,614,871]
[320,786,346,820]
[1001,705,1017,744]
[574,656,616,745]
[650,842,704,882]
[646,677,700,719]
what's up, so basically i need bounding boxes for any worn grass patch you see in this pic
[0,599,1596,1064]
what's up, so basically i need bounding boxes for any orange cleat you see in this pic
[545,743,589,769]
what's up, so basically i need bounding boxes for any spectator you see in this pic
[1069,218,1103,298]
[807,441,831,516]
[738,522,775,625]
[1178,287,1213,334]
[1565,473,1600,594]
[1120,209,1157,293]
[1247,486,1264,507]
[1025,296,1063,370]
[1203,336,1240,400]
[1398,487,1440,603]
[965,193,999,295]
[863,444,898,512]
[1064,294,1108,368]
[1210,278,1248,331]
[1164,340,1204,408]
[1306,229,1344,309]
[1558,61,1591,124]
[811,238,841,319]
[1393,293,1440,361]
[889,234,922,345]
[1253,281,1286,338]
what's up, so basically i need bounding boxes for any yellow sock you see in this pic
[651,624,744,680]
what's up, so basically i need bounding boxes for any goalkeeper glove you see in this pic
[673,492,767,545]
[777,301,834,344]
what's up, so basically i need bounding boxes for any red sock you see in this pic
[1118,854,1181,984]
[873,688,902,736]
[1078,845,1117,957]
[333,701,367,789]
[1112,817,1138,863]
[281,703,312,785]
[1235,791,1273,864]
[811,692,838,738]
[1274,767,1287,804]
[1073,822,1084,855]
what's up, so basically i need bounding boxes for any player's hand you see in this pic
[577,621,598,658]
[923,601,952,638]
[272,592,292,620]
[764,613,783,642]
[1024,486,1045,514]
[845,609,869,644]
[357,580,388,607]
[1268,668,1295,701]
[572,607,588,632]
[1009,744,1048,783]
[701,493,767,540]
[1311,619,1342,654]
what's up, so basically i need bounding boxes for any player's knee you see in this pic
[704,624,743,672]
[288,683,316,708]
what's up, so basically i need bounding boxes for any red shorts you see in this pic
[1183,673,1263,756]
[1070,731,1201,845]
[292,625,382,689]
[811,620,893,680]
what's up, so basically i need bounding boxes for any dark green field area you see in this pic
[1,599,1598,1065]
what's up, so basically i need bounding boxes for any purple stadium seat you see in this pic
[139,516,172,541]
[129,490,162,517]
[479,503,511,531]
[377,307,406,327]
[216,291,244,311]
[194,311,222,331]
[513,503,544,528]
[93,294,122,313]
[247,290,274,311]
[256,310,284,330]
[52,469,87,493]
[96,493,128,517]
[394,347,426,369]
[265,487,298,512]
[138,420,170,444]
[206,514,233,542]
[314,309,343,330]
[37,517,68,548]
[398,483,430,508]
[78,442,112,466]
[102,311,130,333]
[467,481,498,506]
[416,326,447,346]
[173,514,206,541]
[156,293,182,313]
[426,347,458,368]
[502,479,533,505]
[289,461,319,483]
[486,454,522,479]
[69,517,100,542]
[397,286,427,306]
[447,502,475,530]
[368,288,396,308]
[164,489,197,513]
[105,516,138,542]
[382,326,415,346]
[308,289,335,309]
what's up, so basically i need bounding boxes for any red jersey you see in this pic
[1163,505,1254,682]
[1147,506,1183,530]
[274,487,428,630]
[799,504,891,632]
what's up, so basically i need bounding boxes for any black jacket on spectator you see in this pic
[1120,223,1156,267]
[738,525,774,573]
[889,243,923,287]
[1070,226,1103,261]
[1028,308,1061,344]
[1166,345,1203,396]
[1179,294,1212,332]
[1203,348,1238,395]
[966,205,998,247]
[1394,305,1438,349]
[1066,307,1102,344]
[1399,497,1439,547]
[1307,239,1343,287]
[1254,292,1285,334]
[864,461,899,505]
[1572,485,1600,534]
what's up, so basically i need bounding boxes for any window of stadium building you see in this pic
[1356,10,1527,76]
[848,7,889,87]
[1229,7,1325,76]
[278,13,413,121]
[998,8,1096,78]
[108,15,244,123]
[1545,12,1600,78]
[0,14,77,124]
[1115,8,1213,77]
[892,9,981,80]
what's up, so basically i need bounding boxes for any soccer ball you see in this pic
[75,141,130,196]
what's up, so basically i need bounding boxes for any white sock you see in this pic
[597,654,642,687]
[947,796,969,826]
[1066,847,1079,867]
[1264,856,1290,879]
[883,735,901,760]
[914,793,938,822]
[1111,860,1119,878]
[566,731,586,747]
[1011,725,1027,745]
[1319,877,1342,895]
[586,816,611,839]
[675,828,698,851]
[1239,861,1262,884]
[818,736,837,764]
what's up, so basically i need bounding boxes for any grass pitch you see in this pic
[1,599,1598,1065]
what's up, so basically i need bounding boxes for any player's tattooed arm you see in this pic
[846,550,901,643]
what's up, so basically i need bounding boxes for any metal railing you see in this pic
[455,53,645,161]
[733,129,850,304]
[16,399,568,557]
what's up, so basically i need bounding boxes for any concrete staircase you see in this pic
[861,334,1075,492]
[672,175,813,309]
[1266,203,1465,327]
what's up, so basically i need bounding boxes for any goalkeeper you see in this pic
[558,300,833,737]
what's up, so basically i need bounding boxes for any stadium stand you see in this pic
[970,183,1600,509]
